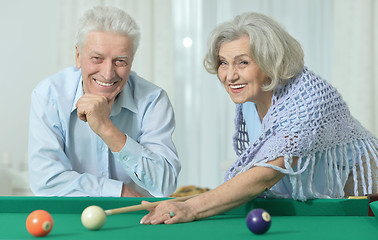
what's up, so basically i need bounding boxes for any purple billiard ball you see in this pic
[246,208,271,234]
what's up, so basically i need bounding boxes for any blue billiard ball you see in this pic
[246,208,271,234]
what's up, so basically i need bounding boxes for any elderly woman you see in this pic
[140,12,378,225]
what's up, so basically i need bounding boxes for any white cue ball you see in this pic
[81,205,106,230]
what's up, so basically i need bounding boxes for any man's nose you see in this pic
[101,60,115,80]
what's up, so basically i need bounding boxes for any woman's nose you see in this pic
[226,65,238,82]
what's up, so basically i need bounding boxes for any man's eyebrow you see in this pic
[90,51,129,58]
[90,51,104,57]
[114,55,129,59]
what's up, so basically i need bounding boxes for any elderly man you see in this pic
[28,6,180,197]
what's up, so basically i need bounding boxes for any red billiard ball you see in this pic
[246,208,271,234]
[26,210,54,237]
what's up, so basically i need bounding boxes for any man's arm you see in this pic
[75,94,127,152]
[28,90,124,197]
[117,90,180,197]
[75,89,180,197]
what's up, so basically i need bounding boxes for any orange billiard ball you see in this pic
[26,210,54,237]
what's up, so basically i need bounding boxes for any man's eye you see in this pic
[115,60,127,67]
[91,57,103,64]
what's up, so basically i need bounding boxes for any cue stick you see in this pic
[104,195,197,216]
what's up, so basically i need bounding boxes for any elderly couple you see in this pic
[28,6,378,224]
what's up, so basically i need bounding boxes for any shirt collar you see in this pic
[111,80,138,116]
[71,77,84,112]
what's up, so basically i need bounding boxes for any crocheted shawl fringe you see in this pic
[225,68,378,201]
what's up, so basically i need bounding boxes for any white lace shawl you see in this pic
[225,68,378,200]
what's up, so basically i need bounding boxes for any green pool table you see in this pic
[0,196,377,239]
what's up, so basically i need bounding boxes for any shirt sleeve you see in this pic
[112,90,180,197]
[28,89,123,197]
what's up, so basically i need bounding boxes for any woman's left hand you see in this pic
[140,201,196,225]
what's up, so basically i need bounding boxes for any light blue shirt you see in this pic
[242,102,261,143]
[28,67,180,197]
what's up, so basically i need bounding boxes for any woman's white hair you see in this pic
[203,12,304,90]
[76,6,141,55]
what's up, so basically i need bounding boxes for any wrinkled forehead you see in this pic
[79,31,134,55]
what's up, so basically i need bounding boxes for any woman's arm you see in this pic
[140,156,293,224]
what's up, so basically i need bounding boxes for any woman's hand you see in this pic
[140,201,197,225]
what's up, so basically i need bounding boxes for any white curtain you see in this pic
[332,0,378,135]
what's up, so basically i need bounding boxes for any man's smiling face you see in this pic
[75,31,134,104]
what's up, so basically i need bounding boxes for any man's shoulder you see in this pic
[123,71,171,110]
[127,71,169,102]
[128,71,162,93]
[34,66,81,93]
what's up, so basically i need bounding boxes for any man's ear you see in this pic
[75,45,81,69]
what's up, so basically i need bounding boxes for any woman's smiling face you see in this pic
[217,36,270,105]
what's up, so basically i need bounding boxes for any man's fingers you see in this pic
[77,111,87,122]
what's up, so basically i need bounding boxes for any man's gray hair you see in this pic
[76,6,141,55]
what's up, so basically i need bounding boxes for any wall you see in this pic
[0,0,66,195]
